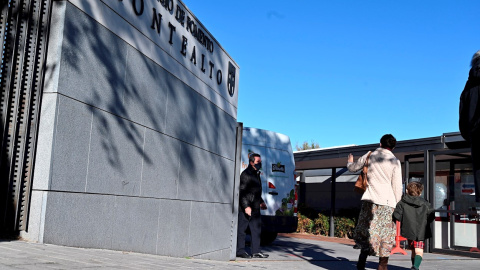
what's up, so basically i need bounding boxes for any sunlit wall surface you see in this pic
[22,0,240,260]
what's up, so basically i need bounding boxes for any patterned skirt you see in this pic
[353,201,396,257]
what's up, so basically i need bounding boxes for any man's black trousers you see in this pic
[237,211,261,255]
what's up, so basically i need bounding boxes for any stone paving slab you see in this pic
[1,236,479,269]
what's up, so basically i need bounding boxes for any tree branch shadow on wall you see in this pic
[60,0,234,204]
[60,2,155,182]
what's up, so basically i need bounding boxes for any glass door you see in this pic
[431,149,480,254]
[404,153,429,251]
[405,154,426,195]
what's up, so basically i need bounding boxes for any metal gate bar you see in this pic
[0,0,52,233]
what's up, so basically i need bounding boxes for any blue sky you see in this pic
[185,1,480,149]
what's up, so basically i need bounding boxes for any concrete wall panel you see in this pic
[217,110,237,160]
[177,144,212,202]
[212,155,235,204]
[111,196,159,254]
[195,98,219,154]
[156,200,191,257]
[141,129,181,199]
[212,203,233,250]
[42,192,115,249]
[50,96,92,192]
[85,111,144,196]
[165,77,198,144]
[188,202,214,255]
[57,4,128,115]
[123,47,168,133]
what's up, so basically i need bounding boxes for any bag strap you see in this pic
[362,151,372,173]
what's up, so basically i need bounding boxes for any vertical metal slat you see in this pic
[18,0,51,230]
[1,0,26,231]
[5,0,33,232]
[13,0,40,230]
[0,0,51,233]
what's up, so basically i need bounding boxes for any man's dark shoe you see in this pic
[252,252,269,258]
[236,252,251,259]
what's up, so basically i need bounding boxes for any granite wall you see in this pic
[21,0,240,261]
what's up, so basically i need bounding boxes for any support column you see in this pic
[329,167,336,237]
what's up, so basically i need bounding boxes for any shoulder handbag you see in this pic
[353,152,372,194]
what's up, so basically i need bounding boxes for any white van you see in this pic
[241,127,298,245]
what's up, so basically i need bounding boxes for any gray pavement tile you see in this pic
[1,237,480,270]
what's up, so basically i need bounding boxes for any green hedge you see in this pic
[296,205,358,238]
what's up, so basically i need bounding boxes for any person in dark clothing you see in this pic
[236,153,269,259]
[393,182,434,270]
[459,50,480,202]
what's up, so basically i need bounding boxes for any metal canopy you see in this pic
[294,133,468,170]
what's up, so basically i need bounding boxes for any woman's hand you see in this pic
[348,153,353,163]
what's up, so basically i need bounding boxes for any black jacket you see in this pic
[460,66,480,143]
[239,165,264,215]
[393,194,435,241]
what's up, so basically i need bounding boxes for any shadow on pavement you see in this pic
[263,237,340,260]
[309,260,408,270]
[252,236,410,269]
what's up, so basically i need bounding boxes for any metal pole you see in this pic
[404,158,410,192]
[295,170,304,207]
[425,150,431,252]
[450,201,455,249]
[229,122,243,260]
[329,167,336,237]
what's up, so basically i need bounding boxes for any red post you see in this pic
[390,221,407,255]
[470,247,480,253]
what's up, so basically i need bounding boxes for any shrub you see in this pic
[296,213,314,234]
[334,216,356,238]
[297,207,358,238]
[313,213,329,236]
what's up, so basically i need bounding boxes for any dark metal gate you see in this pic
[0,0,52,234]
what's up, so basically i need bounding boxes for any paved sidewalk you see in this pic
[1,235,479,269]
[278,233,356,245]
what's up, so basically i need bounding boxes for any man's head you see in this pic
[380,134,397,150]
[406,181,423,197]
[249,153,262,170]
[471,50,480,68]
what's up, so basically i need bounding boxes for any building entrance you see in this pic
[295,132,480,257]
[405,149,480,255]
[404,149,480,255]
[430,150,480,254]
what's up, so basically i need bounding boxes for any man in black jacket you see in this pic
[236,153,269,259]
[460,50,480,202]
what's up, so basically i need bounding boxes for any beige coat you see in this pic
[347,147,403,208]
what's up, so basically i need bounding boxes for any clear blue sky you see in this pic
[185,1,480,149]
